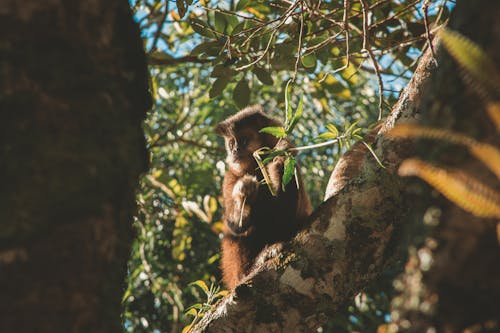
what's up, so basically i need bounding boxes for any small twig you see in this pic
[292,0,305,81]
[319,0,350,83]
[148,55,212,66]
[289,134,349,152]
[149,0,169,53]
[360,0,384,120]
[422,0,437,64]
[236,0,299,70]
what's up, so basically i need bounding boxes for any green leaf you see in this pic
[286,94,303,133]
[326,124,339,137]
[214,11,227,33]
[301,54,317,68]
[185,308,198,317]
[211,64,236,78]
[346,120,359,135]
[282,156,296,190]
[259,126,287,138]
[231,21,245,35]
[189,41,220,56]
[190,280,209,293]
[209,77,229,98]
[233,78,250,108]
[190,18,215,38]
[226,15,239,34]
[285,80,293,127]
[253,67,274,85]
[315,132,338,141]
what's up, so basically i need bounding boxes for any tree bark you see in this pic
[0,1,150,332]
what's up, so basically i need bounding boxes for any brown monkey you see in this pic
[215,105,312,289]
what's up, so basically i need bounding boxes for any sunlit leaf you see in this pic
[190,280,209,293]
[259,126,287,138]
[282,156,296,190]
[301,54,317,68]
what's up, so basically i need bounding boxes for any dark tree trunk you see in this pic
[0,1,150,332]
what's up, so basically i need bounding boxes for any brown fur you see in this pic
[216,106,312,289]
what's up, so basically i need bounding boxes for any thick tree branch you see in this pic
[193,46,438,332]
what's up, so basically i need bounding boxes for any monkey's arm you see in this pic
[222,172,259,236]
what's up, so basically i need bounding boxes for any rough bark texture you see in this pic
[391,1,500,332]
[192,44,438,332]
[0,1,150,332]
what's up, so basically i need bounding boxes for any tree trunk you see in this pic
[0,1,150,332]
[193,0,500,332]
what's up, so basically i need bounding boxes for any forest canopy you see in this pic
[122,0,453,332]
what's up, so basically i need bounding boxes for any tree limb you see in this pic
[193,46,437,332]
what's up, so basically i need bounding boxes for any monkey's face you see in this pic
[216,106,281,174]
[223,128,263,174]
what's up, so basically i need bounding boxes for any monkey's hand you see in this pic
[227,175,259,235]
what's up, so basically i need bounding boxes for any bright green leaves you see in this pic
[254,90,306,195]
[183,281,229,333]
[316,123,339,141]
[282,154,296,190]
[286,94,303,134]
[259,126,287,138]
[301,54,317,69]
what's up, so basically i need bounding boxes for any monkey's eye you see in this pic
[240,138,248,147]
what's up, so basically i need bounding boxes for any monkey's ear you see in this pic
[215,121,229,137]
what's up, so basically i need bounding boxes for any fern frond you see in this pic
[486,102,500,132]
[399,158,500,218]
[387,124,473,145]
[388,124,500,179]
[440,28,500,94]
[469,143,500,180]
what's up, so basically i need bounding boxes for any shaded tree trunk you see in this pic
[0,1,150,332]
[193,0,500,332]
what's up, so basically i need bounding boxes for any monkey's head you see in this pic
[216,106,281,174]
